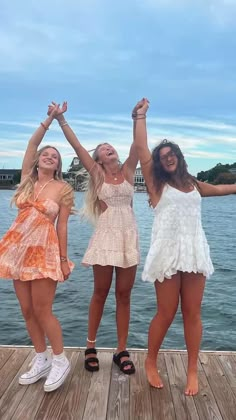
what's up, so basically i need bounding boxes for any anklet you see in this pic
[87,338,96,343]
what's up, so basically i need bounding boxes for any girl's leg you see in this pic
[31,278,63,354]
[14,280,52,385]
[85,265,113,369]
[180,272,206,396]
[114,265,136,371]
[32,278,71,392]
[87,265,113,345]
[145,273,181,388]
[13,280,46,352]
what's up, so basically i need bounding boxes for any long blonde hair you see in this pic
[12,145,62,206]
[80,144,108,224]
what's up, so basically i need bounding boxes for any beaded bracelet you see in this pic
[132,115,146,120]
[59,121,69,127]
[87,338,96,343]
[40,122,49,130]
[132,112,146,117]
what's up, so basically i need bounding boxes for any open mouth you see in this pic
[106,151,113,156]
[44,160,54,165]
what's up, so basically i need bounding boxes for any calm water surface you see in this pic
[0,190,235,350]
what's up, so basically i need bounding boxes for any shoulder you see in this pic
[58,181,75,207]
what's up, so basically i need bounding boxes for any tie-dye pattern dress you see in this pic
[0,188,74,281]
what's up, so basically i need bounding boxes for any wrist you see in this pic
[132,110,146,119]
[57,115,66,123]
[60,256,68,262]
[40,117,52,131]
[132,113,146,120]
[57,118,68,128]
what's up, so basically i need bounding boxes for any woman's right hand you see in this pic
[132,98,149,117]
[47,101,67,120]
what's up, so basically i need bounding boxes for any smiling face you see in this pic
[96,143,119,164]
[37,147,61,176]
[159,146,178,173]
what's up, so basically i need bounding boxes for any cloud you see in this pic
[0,0,235,175]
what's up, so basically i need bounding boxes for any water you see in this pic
[0,190,235,350]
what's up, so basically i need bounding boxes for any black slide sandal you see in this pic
[113,350,135,375]
[84,348,99,372]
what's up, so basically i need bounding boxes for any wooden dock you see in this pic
[0,346,235,420]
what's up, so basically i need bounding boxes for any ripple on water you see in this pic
[0,190,235,350]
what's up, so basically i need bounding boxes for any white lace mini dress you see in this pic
[142,184,214,283]
[82,180,139,268]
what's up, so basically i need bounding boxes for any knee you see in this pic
[181,305,201,323]
[93,288,109,304]
[33,303,51,323]
[115,290,131,305]
[20,305,34,322]
[158,307,178,326]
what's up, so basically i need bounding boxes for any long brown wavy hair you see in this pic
[151,139,198,192]
[12,145,63,206]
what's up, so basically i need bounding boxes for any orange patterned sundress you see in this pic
[0,198,74,281]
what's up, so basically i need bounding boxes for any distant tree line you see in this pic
[197,162,236,184]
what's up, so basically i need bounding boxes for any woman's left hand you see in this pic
[60,261,71,281]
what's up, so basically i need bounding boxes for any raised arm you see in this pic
[197,181,236,197]
[21,114,55,180]
[132,98,154,189]
[123,141,139,175]
[48,102,100,174]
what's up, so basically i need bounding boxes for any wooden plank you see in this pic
[199,353,236,420]
[57,350,92,420]
[35,351,79,420]
[129,352,153,420]
[181,354,223,420]
[149,353,176,420]
[1,347,236,420]
[0,347,15,369]
[165,353,199,420]
[218,354,236,397]
[0,347,31,399]
[0,350,34,420]
[82,352,112,420]
[106,354,130,420]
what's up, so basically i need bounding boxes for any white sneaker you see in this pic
[44,356,70,392]
[19,355,52,385]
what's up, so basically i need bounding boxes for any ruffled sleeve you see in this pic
[60,182,75,210]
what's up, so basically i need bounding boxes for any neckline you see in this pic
[167,184,195,194]
[103,179,133,187]
[34,198,60,208]
[34,178,54,201]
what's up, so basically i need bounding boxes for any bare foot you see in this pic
[185,371,198,396]
[145,357,163,388]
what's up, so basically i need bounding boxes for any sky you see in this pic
[1,0,236,175]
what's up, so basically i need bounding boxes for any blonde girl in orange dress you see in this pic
[48,101,139,375]
[0,106,74,392]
